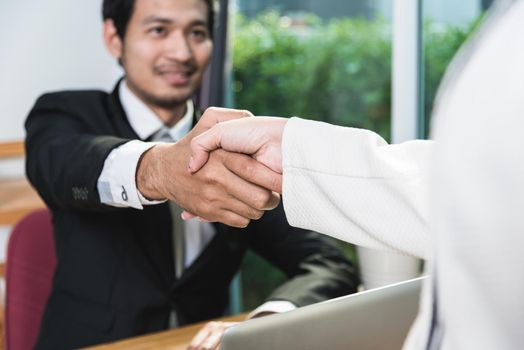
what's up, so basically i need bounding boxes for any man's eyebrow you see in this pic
[141,16,208,27]
[190,19,208,27]
[142,15,174,25]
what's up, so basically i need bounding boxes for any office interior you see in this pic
[0,0,495,348]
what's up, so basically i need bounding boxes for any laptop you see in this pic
[221,277,424,350]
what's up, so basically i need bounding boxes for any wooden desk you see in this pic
[0,141,24,159]
[0,140,45,226]
[87,313,247,350]
[0,177,45,226]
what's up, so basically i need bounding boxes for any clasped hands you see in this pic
[137,107,287,227]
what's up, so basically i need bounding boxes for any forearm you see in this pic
[282,117,433,259]
[136,143,172,201]
[26,131,129,211]
[98,140,167,208]
[24,93,133,211]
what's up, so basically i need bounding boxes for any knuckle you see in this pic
[198,200,213,217]
[272,174,283,193]
[238,159,256,179]
[200,168,219,186]
[253,210,264,220]
[200,170,213,183]
[233,217,250,228]
[253,190,271,209]
[205,106,219,114]
[245,206,263,220]
[241,109,253,117]
[239,218,250,228]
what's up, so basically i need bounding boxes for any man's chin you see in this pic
[158,85,194,101]
[148,92,193,109]
[127,78,195,108]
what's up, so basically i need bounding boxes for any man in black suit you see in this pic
[25,0,359,349]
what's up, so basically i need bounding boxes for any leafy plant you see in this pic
[232,11,480,139]
[233,11,480,310]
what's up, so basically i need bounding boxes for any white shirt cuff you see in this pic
[247,300,297,319]
[97,140,167,209]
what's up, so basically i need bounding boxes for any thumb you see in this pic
[199,107,253,127]
[188,126,224,173]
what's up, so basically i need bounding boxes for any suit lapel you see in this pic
[107,79,142,140]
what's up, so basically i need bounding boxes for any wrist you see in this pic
[136,144,167,200]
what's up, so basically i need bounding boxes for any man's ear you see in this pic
[103,19,123,61]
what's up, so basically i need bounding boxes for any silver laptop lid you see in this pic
[221,277,424,350]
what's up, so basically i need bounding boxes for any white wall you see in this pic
[0,1,123,260]
[0,0,122,143]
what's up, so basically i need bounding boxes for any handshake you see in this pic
[136,107,288,227]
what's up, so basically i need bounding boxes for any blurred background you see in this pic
[0,0,492,314]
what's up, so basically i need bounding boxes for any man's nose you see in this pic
[165,31,193,62]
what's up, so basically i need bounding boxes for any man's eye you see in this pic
[150,26,167,36]
[191,29,209,40]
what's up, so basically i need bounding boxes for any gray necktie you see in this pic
[148,127,186,279]
[148,127,186,328]
[169,201,185,279]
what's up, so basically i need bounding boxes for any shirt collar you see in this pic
[119,80,194,141]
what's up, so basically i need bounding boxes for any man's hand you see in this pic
[186,310,277,350]
[136,107,282,228]
[187,321,238,350]
[188,117,288,187]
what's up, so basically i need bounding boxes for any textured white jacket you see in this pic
[282,0,524,348]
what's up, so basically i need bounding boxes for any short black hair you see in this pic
[102,0,215,39]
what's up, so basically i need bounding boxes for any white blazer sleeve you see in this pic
[282,117,433,259]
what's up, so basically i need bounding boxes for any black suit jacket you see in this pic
[25,84,359,349]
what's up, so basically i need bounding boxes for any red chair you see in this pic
[4,209,56,350]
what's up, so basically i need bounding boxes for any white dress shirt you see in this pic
[97,81,215,268]
[97,80,294,316]
[282,1,524,348]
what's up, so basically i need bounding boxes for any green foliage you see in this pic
[232,11,480,140]
[234,11,480,310]
[241,251,286,310]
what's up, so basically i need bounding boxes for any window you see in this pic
[226,0,490,311]
[230,0,393,310]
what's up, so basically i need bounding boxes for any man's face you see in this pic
[118,0,212,109]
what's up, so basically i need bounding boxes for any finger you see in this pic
[186,201,253,227]
[200,326,225,350]
[216,323,238,350]
[181,211,198,220]
[216,165,279,213]
[202,107,253,125]
[189,109,253,173]
[188,323,214,350]
[185,201,259,227]
[196,150,279,213]
[188,127,224,173]
[199,218,214,222]
[199,322,236,350]
[181,211,212,222]
[217,210,251,228]
[223,152,283,194]
[268,192,281,210]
